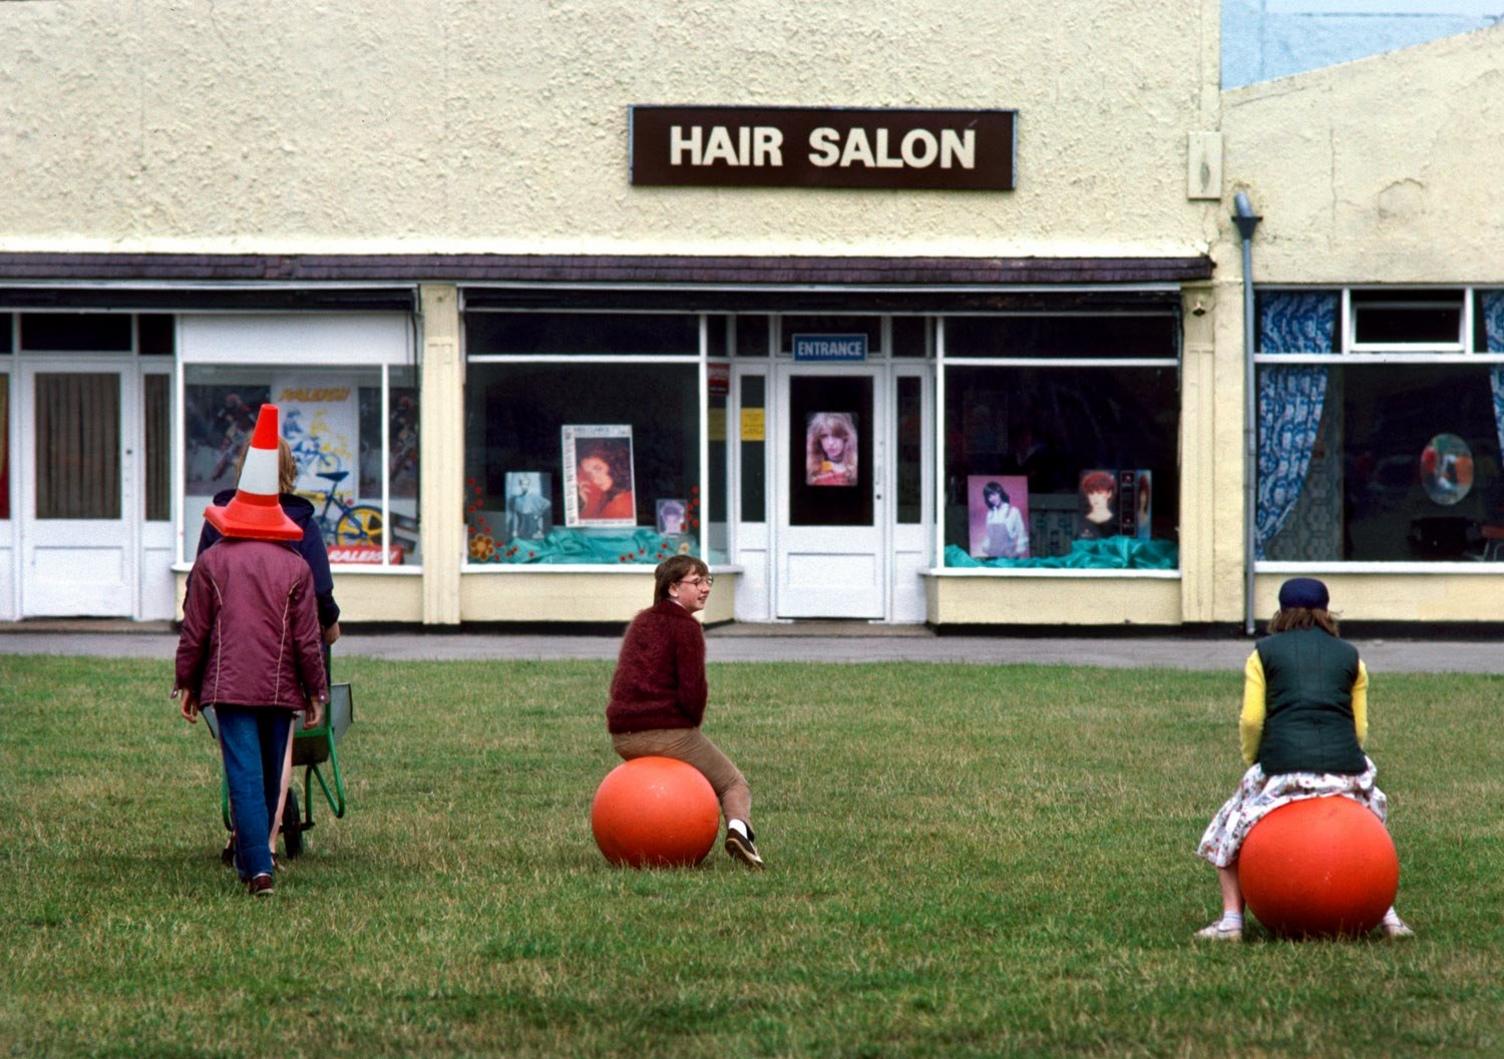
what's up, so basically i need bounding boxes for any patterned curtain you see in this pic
[1255,292,1338,559]
[1484,292,1504,462]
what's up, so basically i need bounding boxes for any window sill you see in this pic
[923,567,1180,579]
[462,563,744,574]
[172,561,422,575]
[1256,562,1504,574]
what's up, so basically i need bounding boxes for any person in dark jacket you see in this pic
[193,436,341,868]
[175,405,328,897]
[1193,578,1412,940]
[606,555,763,869]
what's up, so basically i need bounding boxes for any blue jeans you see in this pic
[214,706,294,880]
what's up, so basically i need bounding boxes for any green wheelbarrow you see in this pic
[201,682,354,859]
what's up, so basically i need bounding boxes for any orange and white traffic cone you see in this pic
[204,404,303,542]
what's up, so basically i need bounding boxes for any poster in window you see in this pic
[967,475,1031,559]
[184,385,269,495]
[1131,470,1153,539]
[562,424,636,527]
[274,378,360,503]
[805,411,859,487]
[656,498,689,536]
[504,471,553,540]
[1077,469,1118,539]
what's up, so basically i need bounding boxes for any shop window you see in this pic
[1257,289,1504,563]
[0,376,9,519]
[464,362,699,565]
[466,312,699,356]
[735,315,770,357]
[740,374,767,521]
[183,365,420,566]
[942,365,1179,569]
[945,315,1178,359]
[138,315,175,356]
[1350,289,1464,350]
[144,374,170,522]
[896,376,923,523]
[892,316,930,358]
[21,313,133,352]
[1,315,12,354]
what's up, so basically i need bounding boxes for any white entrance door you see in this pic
[19,363,136,616]
[774,366,886,618]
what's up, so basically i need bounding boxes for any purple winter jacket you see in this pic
[175,538,329,710]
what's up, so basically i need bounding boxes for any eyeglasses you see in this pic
[679,576,714,588]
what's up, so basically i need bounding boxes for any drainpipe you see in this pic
[1233,191,1262,636]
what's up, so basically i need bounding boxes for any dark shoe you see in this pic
[724,827,764,869]
[247,873,275,897]
[220,837,235,867]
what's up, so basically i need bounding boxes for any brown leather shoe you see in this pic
[247,873,275,897]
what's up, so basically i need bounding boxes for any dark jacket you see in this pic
[1255,627,1367,775]
[196,489,340,628]
[175,539,329,710]
[606,599,708,733]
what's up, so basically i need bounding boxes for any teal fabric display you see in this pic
[944,537,1178,570]
[475,528,697,565]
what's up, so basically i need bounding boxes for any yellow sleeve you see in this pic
[1352,659,1369,748]
[1239,650,1266,766]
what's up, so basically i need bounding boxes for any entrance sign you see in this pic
[793,334,868,362]
[630,106,1016,190]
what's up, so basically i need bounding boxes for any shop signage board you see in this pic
[793,334,868,362]
[630,106,1016,190]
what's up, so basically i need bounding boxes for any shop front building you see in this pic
[2,3,1500,628]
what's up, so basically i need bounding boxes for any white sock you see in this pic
[727,819,748,839]
[1382,907,1403,926]
[1219,911,1244,928]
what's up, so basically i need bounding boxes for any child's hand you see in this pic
[304,697,325,729]
[177,691,200,724]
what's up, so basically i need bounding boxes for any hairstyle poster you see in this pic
[1131,470,1152,539]
[655,498,689,536]
[1077,469,1118,540]
[967,475,1031,559]
[561,424,636,527]
[504,471,553,540]
[805,411,859,487]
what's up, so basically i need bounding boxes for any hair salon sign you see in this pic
[629,106,1016,191]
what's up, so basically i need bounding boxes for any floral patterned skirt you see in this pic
[1196,758,1388,868]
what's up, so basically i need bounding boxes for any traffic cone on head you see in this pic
[204,403,302,542]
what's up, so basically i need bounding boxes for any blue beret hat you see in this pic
[1278,577,1329,610]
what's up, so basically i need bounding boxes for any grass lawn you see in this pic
[3,654,1503,1057]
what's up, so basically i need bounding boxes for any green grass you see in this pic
[2,655,1503,1057]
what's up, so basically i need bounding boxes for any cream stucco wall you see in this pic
[1223,24,1504,283]
[925,574,1184,626]
[1,0,1221,259]
[460,571,735,625]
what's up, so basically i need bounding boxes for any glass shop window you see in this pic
[942,366,1180,569]
[1258,363,1504,563]
[182,365,421,566]
[464,363,700,565]
[0,374,9,519]
[465,312,699,356]
[945,315,1178,359]
[1350,289,1464,350]
[21,313,133,352]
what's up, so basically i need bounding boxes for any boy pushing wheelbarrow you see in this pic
[173,403,328,897]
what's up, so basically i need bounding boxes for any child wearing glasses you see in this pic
[606,555,763,868]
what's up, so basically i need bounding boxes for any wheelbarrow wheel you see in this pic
[281,790,304,860]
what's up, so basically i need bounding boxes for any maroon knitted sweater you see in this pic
[606,599,708,732]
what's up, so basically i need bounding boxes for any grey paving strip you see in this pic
[0,630,1498,673]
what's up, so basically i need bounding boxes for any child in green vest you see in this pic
[1194,578,1412,941]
